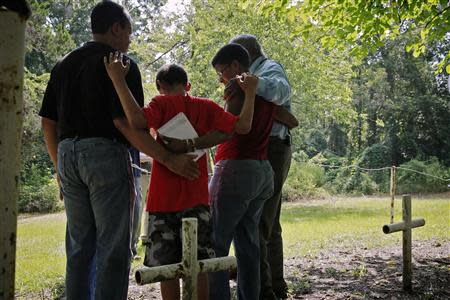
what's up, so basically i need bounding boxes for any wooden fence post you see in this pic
[389,166,397,224]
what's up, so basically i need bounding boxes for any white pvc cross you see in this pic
[135,218,237,300]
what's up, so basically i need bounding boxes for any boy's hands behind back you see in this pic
[160,135,187,154]
[104,51,130,83]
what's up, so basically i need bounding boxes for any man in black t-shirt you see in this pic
[39,2,199,299]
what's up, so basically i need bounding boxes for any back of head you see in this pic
[229,34,264,60]
[156,64,188,91]
[91,0,131,34]
[211,43,250,70]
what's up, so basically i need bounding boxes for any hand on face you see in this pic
[236,73,258,93]
[103,51,130,83]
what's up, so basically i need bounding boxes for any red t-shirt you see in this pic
[143,94,238,212]
[215,79,275,162]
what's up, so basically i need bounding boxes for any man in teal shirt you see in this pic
[231,34,298,300]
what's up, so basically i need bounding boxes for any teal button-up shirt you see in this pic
[249,56,292,139]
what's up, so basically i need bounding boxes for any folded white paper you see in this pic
[157,112,206,161]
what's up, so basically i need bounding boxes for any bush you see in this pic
[356,144,391,192]
[18,164,62,213]
[284,161,328,200]
[331,169,378,195]
[396,158,450,194]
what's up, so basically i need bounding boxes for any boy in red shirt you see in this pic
[208,43,275,300]
[104,56,258,300]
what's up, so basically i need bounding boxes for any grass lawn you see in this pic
[15,194,450,296]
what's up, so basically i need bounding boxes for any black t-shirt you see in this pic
[39,41,144,145]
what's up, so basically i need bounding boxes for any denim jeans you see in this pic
[58,137,134,300]
[131,175,142,256]
[209,160,274,300]
[260,137,292,299]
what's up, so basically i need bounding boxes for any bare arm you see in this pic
[161,130,232,154]
[233,73,257,134]
[104,52,147,129]
[41,117,63,199]
[41,117,58,170]
[113,117,200,179]
[274,106,299,129]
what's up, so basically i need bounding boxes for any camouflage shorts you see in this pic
[143,204,216,267]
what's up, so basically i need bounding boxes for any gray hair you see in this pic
[229,34,264,60]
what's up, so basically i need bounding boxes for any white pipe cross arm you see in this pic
[135,256,237,285]
[382,218,425,234]
[134,218,237,299]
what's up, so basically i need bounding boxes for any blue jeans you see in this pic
[58,137,134,300]
[209,160,274,300]
[131,175,142,256]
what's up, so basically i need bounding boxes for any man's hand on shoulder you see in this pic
[164,153,200,180]
[104,51,130,84]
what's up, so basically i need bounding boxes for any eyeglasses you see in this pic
[216,64,231,77]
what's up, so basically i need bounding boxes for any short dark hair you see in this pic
[155,64,188,90]
[91,1,131,34]
[229,34,264,59]
[211,43,250,70]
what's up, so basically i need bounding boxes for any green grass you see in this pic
[281,196,450,257]
[15,195,450,296]
[16,214,66,297]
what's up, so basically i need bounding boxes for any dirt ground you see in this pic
[127,239,450,299]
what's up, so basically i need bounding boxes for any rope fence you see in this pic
[132,161,449,224]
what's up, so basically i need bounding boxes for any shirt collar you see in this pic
[249,56,266,73]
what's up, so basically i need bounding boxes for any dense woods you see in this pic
[21,0,450,212]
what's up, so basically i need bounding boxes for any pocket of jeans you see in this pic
[84,147,129,188]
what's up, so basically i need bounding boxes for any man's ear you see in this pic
[110,22,120,36]
[185,82,192,92]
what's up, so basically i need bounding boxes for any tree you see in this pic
[0,2,30,299]
[249,0,450,73]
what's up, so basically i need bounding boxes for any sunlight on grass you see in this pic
[281,196,450,258]
[16,213,66,296]
[15,195,449,295]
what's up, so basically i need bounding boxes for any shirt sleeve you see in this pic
[204,100,239,134]
[143,97,164,129]
[255,60,291,106]
[39,65,58,121]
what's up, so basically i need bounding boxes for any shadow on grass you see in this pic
[281,204,386,223]
[286,241,450,299]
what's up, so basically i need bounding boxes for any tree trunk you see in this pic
[0,9,28,300]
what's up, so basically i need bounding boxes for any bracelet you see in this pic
[186,139,194,152]
[191,138,197,151]
[184,139,189,153]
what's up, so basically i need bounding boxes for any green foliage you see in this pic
[183,0,355,126]
[333,169,379,195]
[304,129,328,157]
[284,161,327,200]
[250,0,450,73]
[18,165,62,213]
[357,143,391,189]
[397,158,450,194]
